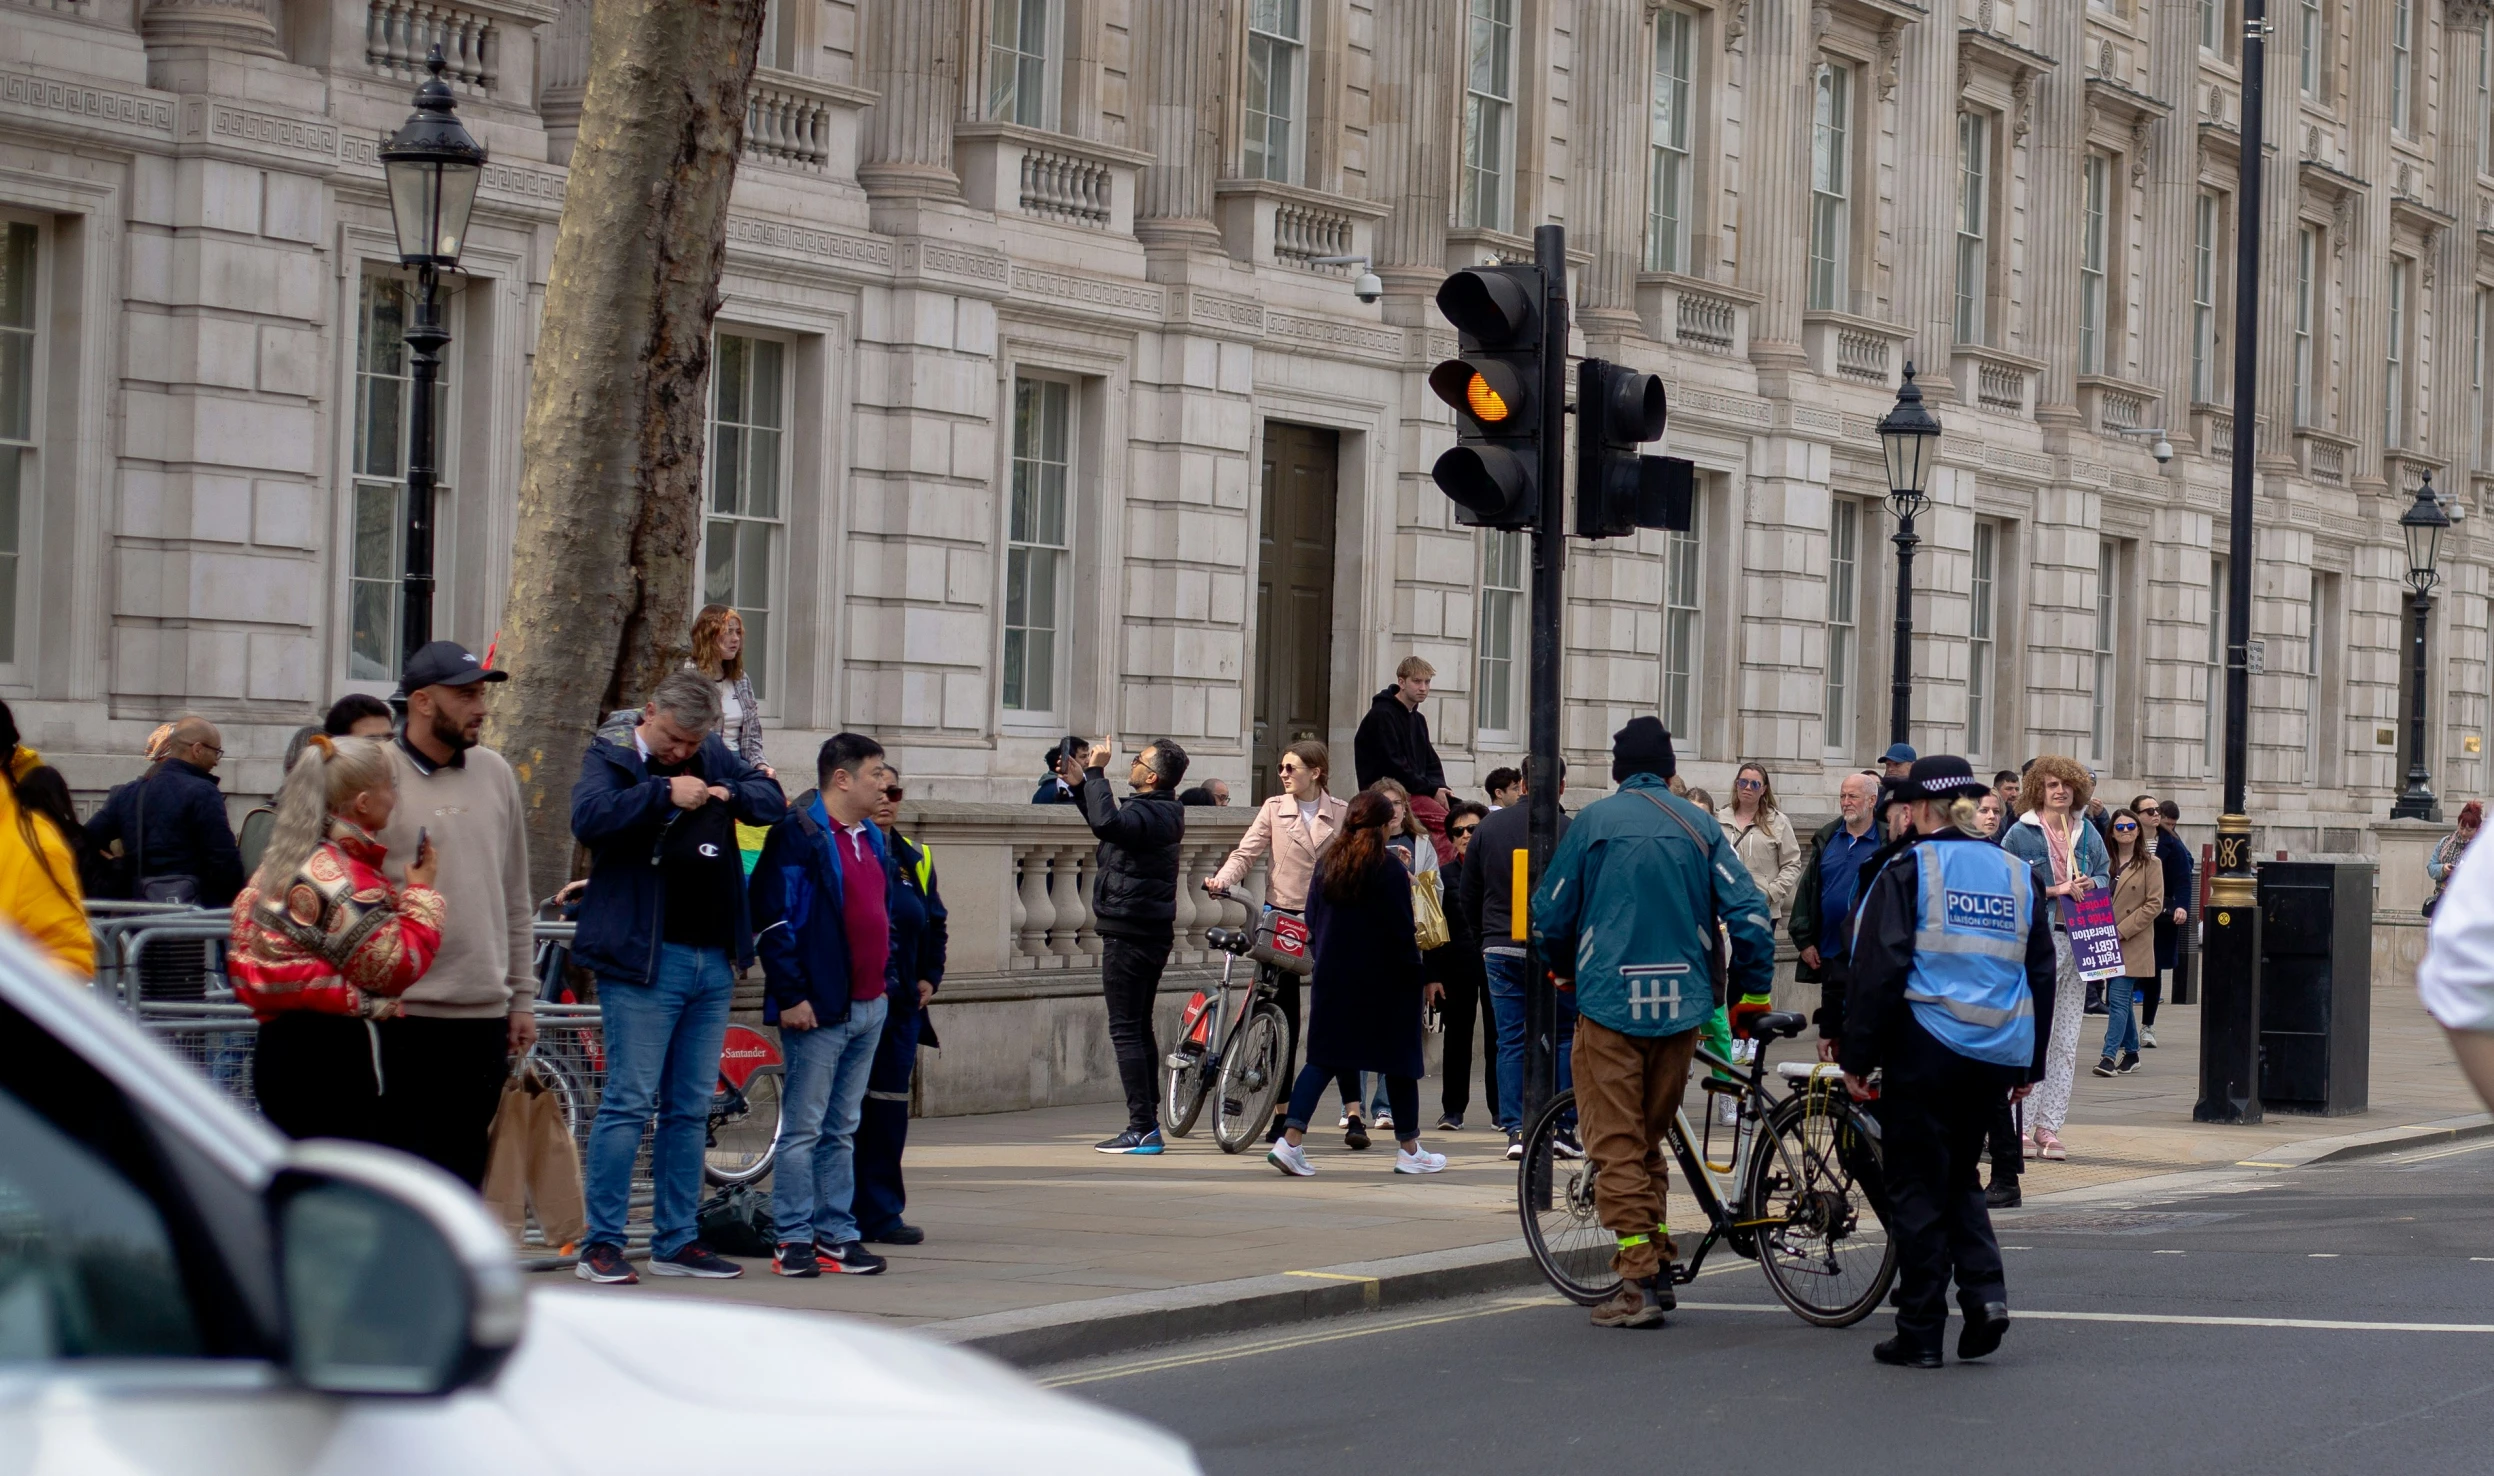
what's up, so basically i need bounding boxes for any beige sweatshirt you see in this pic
[375,740,536,1019]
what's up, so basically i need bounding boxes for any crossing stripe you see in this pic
[1668,1301,2494,1334]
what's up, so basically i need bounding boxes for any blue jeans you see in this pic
[772,992,890,1248]
[1485,950,1575,1132]
[586,944,734,1257]
[2100,976,2142,1060]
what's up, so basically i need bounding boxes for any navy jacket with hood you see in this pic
[749,790,903,1027]
[568,725,787,984]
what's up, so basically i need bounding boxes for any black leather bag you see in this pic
[694,1184,777,1258]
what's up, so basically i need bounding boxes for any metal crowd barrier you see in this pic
[106,913,656,1258]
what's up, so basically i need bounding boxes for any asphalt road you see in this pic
[1050,1139,2494,1476]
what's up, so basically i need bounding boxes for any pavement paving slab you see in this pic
[613,974,2490,1356]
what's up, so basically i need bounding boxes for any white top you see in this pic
[2421,835,2494,1031]
[719,680,744,727]
[1296,799,1320,833]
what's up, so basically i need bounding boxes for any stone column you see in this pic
[2431,4,2489,473]
[1740,0,1809,368]
[1133,0,1227,251]
[1892,15,1957,386]
[2139,0,2195,424]
[2025,1,2085,430]
[1569,0,1650,339]
[2255,9,2304,473]
[1370,0,1462,315]
[858,0,963,200]
[140,0,286,60]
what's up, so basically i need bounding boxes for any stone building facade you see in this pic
[4,0,2492,844]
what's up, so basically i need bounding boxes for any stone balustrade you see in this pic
[1801,309,1907,387]
[367,0,499,91]
[1953,343,2043,419]
[744,70,834,172]
[957,122,1154,237]
[1634,273,1757,359]
[1212,177,1388,273]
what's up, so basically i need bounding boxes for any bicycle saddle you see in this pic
[1751,1011,1808,1039]
[1204,927,1254,956]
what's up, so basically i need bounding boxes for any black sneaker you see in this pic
[773,1241,820,1278]
[818,1240,888,1275]
[2091,1057,2119,1078]
[1095,1127,1166,1154]
[865,1222,926,1246]
[1344,1115,1371,1151]
[1504,1130,1524,1162]
[574,1242,637,1284]
[2118,1051,2141,1074]
[1985,1178,2022,1209]
[648,1241,743,1279]
[1436,1114,1464,1131]
[1553,1128,1586,1160]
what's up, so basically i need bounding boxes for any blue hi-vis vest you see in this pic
[1902,841,2036,1067]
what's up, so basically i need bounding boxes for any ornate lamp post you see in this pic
[1876,362,1942,747]
[378,46,485,672]
[2391,475,2452,821]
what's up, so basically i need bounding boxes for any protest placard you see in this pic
[2062,889,2126,981]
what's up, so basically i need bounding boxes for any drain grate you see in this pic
[1996,1210,2238,1236]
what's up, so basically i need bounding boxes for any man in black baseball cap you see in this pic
[369,637,535,1191]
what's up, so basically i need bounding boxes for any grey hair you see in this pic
[643,669,722,733]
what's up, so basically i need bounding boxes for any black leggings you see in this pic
[2139,974,2163,1028]
[1285,1062,1417,1137]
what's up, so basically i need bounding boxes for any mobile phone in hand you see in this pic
[417,826,429,855]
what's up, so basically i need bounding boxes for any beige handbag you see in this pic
[1411,869,1452,951]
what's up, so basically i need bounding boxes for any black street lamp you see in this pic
[2391,474,2451,821]
[378,46,485,676]
[1876,361,1942,748]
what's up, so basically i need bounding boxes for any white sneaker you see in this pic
[2141,1028,2158,1048]
[1374,1111,1394,1130]
[1336,1111,1352,1128]
[1713,1094,1739,1127]
[1394,1146,1448,1174]
[1267,1140,1316,1177]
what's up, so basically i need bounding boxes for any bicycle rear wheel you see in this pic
[1210,1003,1287,1154]
[704,1065,784,1186]
[1162,1045,1214,1138]
[1744,1092,1895,1327]
[1518,1089,1620,1305]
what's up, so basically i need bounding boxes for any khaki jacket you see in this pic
[1210,792,1348,912]
[1717,805,1804,920]
[2111,852,2165,979]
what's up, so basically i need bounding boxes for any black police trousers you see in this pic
[1873,1062,2010,1352]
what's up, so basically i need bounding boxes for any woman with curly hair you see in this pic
[1998,755,2108,1160]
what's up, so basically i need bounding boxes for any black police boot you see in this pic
[1958,1300,2012,1361]
[1985,1177,2022,1209]
[1872,1336,1943,1369]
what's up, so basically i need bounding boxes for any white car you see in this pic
[0,940,1196,1475]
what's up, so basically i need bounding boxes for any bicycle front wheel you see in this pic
[704,1065,784,1186]
[1744,1091,1895,1327]
[1210,1003,1288,1154]
[1162,1044,1214,1138]
[1518,1089,1621,1305]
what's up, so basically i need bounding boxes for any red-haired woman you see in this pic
[1265,790,1446,1178]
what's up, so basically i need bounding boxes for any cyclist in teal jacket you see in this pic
[1530,717,1775,1329]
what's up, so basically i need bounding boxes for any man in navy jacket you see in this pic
[569,671,786,1286]
[848,758,946,1246]
[749,732,904,1277]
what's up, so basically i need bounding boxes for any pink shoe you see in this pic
[2034,1129,2067,1161]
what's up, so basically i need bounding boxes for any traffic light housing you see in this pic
[1429,266,1545,529]
[1574,357,1695,538]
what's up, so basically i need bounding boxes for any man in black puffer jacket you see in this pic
[1062,735,1189,1154]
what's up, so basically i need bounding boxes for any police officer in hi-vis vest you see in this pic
[1839,755,2057,1368]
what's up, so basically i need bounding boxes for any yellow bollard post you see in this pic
[1511,848,1528,942]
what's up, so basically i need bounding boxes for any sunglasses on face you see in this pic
[1449,823,1479,839]
[1735,778,1763,790]
[2113,822,2137,832]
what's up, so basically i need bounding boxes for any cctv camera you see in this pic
[2151,437,2173,464]
[1354,270,1382,304]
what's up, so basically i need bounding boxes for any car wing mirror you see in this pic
[271,1142,525,1396]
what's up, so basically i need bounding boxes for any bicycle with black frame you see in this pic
[1163,887,1311,1152]
[1517,1008,1897,1326]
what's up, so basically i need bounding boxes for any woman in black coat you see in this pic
[1265,790,1447,1178]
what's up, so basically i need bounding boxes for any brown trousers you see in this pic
[1572,1015,1699,1281]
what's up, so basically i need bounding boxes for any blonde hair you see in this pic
[251,735,397,891]
[1395,655,1435,681]
[688,604,745,683]
[1365,778,1425,838]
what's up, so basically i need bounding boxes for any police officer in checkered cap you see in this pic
[1838,755,2058,1368]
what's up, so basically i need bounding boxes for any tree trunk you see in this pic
[486,0,764,903]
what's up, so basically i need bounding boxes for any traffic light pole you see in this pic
[2197,0,2265,1124]
[1521,224,1569,1124]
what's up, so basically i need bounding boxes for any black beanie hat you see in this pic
[1611,716,1676,782]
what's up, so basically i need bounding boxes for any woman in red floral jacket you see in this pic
[231,734,444,1142]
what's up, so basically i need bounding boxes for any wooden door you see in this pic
[1253,424,1340,804]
